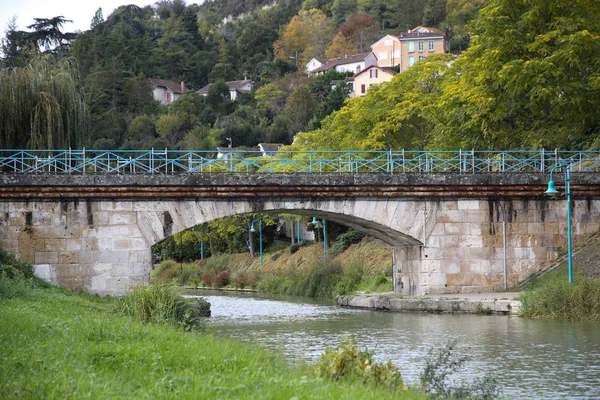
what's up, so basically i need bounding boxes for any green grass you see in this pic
[0,284,426,399]
[519,268,600,321]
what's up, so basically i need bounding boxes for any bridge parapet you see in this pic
[2,149,600,175]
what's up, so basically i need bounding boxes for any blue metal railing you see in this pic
[0,149,598,175]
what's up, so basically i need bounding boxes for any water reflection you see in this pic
[185,290,600,399]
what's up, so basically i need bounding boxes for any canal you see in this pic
[184,289,600,399]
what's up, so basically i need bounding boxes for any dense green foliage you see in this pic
[520,271,600,321]
[316,337,404,388]
[0,284,428,399]
[0,56,88,149]
[1,0,491,151]
[293,0,600,151]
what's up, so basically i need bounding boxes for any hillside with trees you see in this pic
[0,0,493,151]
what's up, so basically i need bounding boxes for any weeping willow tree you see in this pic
[0,55,89,149]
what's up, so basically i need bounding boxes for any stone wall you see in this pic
[1,196,598,296]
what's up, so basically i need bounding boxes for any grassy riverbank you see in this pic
[519,267,600,321]
[0,281,428,399]
[154,236,394,299]
[519,233,600,322]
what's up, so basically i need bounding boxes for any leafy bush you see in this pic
[316,337,403,388]
[232,270,261,289]
[0,273,31,299]
[153,260,180,283]
[175,264,200,286]
[420,341,499,399]
[520,276,600,321]
[115,284,210,330]
[329,230,366,255]
[214,270,231,288]
[0,248,34,279]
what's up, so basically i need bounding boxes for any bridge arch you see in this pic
[142,199,423,248]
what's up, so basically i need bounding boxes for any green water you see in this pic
[185,289,600,399]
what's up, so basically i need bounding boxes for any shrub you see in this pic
[175,264,200,286]
[520,276,600,321]
[201,272,213,287]
[316,337,403,388]
[233,270,248,289]
[214,270,231,288]
[329,230,366,255]
[115,284,210,330]
[0,248,34,279]
[154,260,180,283]
[420,341,499,399]
[0,273,31,299]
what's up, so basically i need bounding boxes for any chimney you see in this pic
[181,81,185,93]
[345,54,348,58]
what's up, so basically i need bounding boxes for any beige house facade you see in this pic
[353,65,396,97]
[371,26,447,72]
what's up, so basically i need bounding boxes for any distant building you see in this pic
[197,79,253,101]
[371,26,447,72]
[353,65,396,97]
[305,57,327,74]
[149,78,188,104]
[309,52,377,75]
[258,143,283,156]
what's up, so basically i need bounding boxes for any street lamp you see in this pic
[312,217,327,263]
[192,227,205,260]
[545,159,573,284]
[250,219,263,266]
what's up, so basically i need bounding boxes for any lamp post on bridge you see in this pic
[250,219,263,266]
[545,159,573,284]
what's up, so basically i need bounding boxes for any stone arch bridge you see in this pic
[2,173,600,296]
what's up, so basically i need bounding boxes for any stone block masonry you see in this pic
[1,173,600,296]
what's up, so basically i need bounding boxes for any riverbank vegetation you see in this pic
[0,273,432,399]
[519,269,600,322]
[153,235,393,299]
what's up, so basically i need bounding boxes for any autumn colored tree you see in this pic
[274,9,335,65]
[325,32,358,58]
[340,11,376,52]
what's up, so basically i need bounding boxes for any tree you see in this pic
[433,0,600,150]
[26,16,76,53]
[292,54,452,150]
[339,11,376,52]
[122,115,157,149]
[325,32,358,58]
[274,9,335,65]
[331,0,358,24]
[90,8,104,29]
[0,55,88,149]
